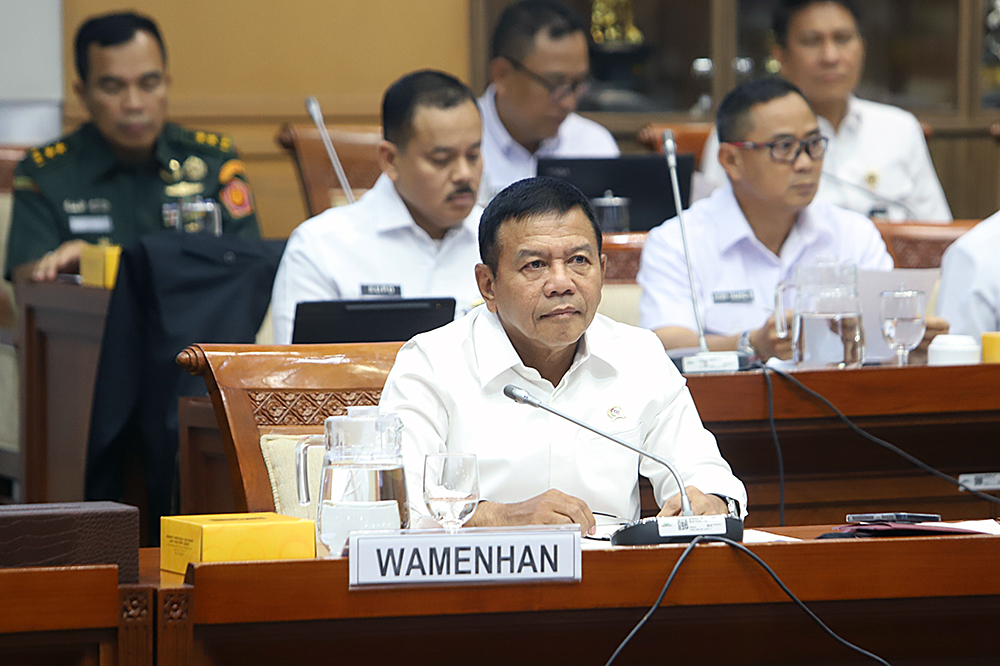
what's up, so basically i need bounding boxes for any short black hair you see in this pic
[716,77,811,143]
[479,176,601,274]
[773,0,861,48]
[491,0,587,62]
[382,70,479,148]
[75,12,166,83]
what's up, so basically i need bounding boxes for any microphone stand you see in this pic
[661,130,749,373]
[504,385,743,546]
[305,96,356,204]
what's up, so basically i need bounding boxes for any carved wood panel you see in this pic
[248,389,383,426]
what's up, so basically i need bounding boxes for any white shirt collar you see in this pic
[366,172,479,242]
[480,85,560,159]
[471,307,618,391]
[712,182,832,262]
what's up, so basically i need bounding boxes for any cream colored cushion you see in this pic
[0,343,16,455]
[598,282,642,327]
[254,304,274,345]
[259,434,324,520]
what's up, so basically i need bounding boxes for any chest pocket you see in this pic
[704,301,767,336]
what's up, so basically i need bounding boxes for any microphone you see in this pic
[821,170,918,221]
[503,384,743,546]
[305,96,357,205]
[661,130,750,373]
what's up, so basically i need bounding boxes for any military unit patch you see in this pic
[220,179,253,218]
[12,175,39,192]
[218,159,246,185]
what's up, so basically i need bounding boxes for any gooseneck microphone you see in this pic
[305,96,356,204]
[661,130,748,373]
[503,384,742,545]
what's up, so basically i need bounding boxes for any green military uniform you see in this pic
[5,121,261,278]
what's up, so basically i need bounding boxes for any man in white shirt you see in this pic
[478,0,619,200]
[271,71,484,343]
[937,214,1000,339]
[698,0,951,222]
[639,77,896,360]
[380,177,746,534]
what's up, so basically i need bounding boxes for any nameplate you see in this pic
[348,526,581,588]
[712,289,754,304]
[68,215,112,234]
[361,283,402,297]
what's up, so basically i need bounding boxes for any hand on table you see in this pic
[466,488,596,535]
[658,486,728,517]
[31,240,88,282]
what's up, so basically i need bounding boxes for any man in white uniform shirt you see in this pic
[478,0,619,200]
[937,214,1000,339]
[639,77,897,360]
[271,71,484,343]
[380,177,746,534]
[698,0,951,222]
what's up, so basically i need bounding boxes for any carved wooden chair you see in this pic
[177,342,403,514]
[275,123,383,218]
[635,122,713,169]
[874,219,979,268]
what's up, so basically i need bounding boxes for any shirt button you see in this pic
[223,251,236,264]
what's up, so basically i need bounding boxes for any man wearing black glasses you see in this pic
[478,0,619,201]
[637,77,895,360]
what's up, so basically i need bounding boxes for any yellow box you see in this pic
[79,242,121,289]
[983,332,1000,364]
[160,512,315,574]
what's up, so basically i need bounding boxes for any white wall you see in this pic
[0,0,63,144]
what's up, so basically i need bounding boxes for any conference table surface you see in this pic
[145,524,1000,666]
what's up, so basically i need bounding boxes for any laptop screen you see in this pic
[291,297,457,344]
[536,154,694,232]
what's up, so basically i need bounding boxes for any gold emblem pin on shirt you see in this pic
[608,406,625,421]
[865,170,879,191]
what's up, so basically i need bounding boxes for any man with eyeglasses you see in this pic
[477,0,619,201]
[637,77,895,360]
[697,0,950,222]
[5,11,259,283]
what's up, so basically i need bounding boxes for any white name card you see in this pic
[348,526,581,588]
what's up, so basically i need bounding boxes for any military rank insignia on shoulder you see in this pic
[188,129,236,154]
[27,140,71,170]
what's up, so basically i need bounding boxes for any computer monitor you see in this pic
[535,154,695,232]
[291,297,456,344]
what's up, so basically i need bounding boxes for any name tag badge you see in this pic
[361,284,402,297]
[712,289,754,304]
[68,215,113,234]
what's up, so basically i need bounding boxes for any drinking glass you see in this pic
[880,290,926,366]
[423,453,479,533]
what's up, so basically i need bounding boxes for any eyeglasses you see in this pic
[724,135,829,164]
[506,57,592,101]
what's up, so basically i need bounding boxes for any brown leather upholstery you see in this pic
[276,124,383,218]
[600,220,978,285]
[874,219,978,268]
[635,123,713,169]
[177,342,403,512]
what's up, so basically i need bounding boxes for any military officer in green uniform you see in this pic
[5,11,260,282]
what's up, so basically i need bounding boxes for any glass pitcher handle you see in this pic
[774,280,791,339]
[295,435,324,506]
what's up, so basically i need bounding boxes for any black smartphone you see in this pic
[846,512,941,523]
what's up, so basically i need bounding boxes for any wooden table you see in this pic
[686,364,1000,525]
[180,363,1000,526]
[16,276,110,502]
[150,527,1000,666]
[0,563,153,666]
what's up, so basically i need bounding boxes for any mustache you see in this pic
[447,184,475,199]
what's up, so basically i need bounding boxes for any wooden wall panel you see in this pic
[62,0,472,238]
[928,133,1000,221]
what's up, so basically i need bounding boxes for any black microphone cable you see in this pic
[604,535,891,666]
[768,366,1000,507]
[758,361,786,525]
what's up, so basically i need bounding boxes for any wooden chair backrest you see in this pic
[874,219,978,268]
[602,232,646,283]
[635,122,713,169]
[0,146,26,195]
[276,123,383,218]
[177,342,404,512]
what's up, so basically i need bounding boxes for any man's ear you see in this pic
[489,57,512,90]
[378,140,399,181]
[475,263,499,313]
[73,80,87,106]
[718,142,743,184]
